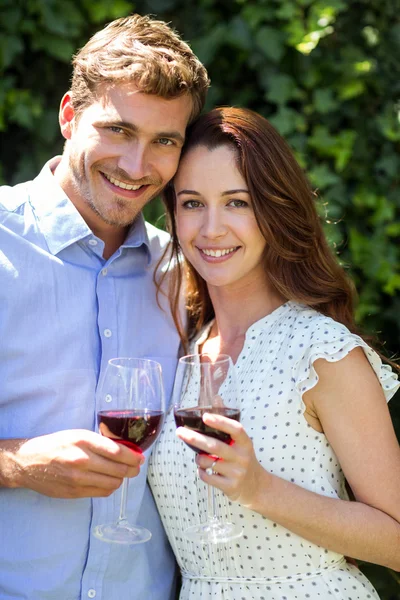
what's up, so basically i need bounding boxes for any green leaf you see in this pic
[384,274,400,296]
[375,154,399,178]
[0,7,23,33]
[369,197,396,226]
[82,0,131,23]
[0,34,23,69]
[268,107,306,136]
[191,25,227,65]
[313,88,337,114]
[265,73,299,105]
[241,5,275,29]
[32,35,75,62]
[308,163,340,190]
[376,104,400,142]
[275,2,300,21]
[225,16,253,51]
[338,80,366,101]
[255,27,286,62]
[386,223,400,237]
[308,127,356,171]
[7,89,42,129]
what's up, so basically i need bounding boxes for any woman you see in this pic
[148,107,400,599]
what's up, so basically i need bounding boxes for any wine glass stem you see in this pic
[117,477,129,524]
[207,482,218,524]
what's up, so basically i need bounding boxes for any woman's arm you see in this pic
[178,347,400,570]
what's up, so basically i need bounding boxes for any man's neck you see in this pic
[52,156,129,260]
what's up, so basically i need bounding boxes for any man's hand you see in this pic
[0,429,145,498]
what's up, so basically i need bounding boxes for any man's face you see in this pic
[57,84,193,232]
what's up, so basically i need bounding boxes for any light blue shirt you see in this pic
[0,159,179,599]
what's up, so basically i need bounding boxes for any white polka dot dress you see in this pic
[148,301,399,600]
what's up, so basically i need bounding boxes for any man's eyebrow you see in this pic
[96,120,185,144]
[176,189,249,197]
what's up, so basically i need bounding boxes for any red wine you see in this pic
[98,410,164,453]
[174,406,240,454]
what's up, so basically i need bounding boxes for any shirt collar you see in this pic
[29,157,151,261]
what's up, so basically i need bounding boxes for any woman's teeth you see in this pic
[201,247,237,257]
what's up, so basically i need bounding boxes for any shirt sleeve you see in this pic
[291,318,400,411]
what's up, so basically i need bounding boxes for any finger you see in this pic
[197,464,228,492]
[176,427,228,458]
[87,453,141,479]
[196,454,242,481]
[60,481,123,499]
[202,412,247,444]
[196,454,224,473]
[52,469,125,495]
[86,435,145,467]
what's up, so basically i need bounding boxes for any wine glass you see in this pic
[93,357,165,544]
[173,353,243,544]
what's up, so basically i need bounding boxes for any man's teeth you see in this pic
[202,247,237,257]
[104,173,142,191]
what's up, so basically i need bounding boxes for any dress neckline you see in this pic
[194,301,296,353]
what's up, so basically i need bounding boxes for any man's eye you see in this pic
[228,199,248,208]
[157,138,174,146]
[182,200,201,209]
[109,126,124,134]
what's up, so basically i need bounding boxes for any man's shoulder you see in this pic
[0,180,32,215]
[144,221,170,260]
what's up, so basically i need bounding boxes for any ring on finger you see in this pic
[205,458,219,476]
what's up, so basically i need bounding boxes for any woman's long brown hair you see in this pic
[157,107,395,366]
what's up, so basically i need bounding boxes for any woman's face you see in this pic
[174,144,267,291]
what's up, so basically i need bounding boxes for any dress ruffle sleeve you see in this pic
[292,318,399,410]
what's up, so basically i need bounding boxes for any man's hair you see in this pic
[71,14,210,122]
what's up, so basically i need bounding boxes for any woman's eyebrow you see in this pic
[176,190,201,196]
[176,189,249,197]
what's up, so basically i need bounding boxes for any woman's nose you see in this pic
[200,207,227,239]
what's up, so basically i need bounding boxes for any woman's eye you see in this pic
[182,200,202,209]
[228,199,248,208]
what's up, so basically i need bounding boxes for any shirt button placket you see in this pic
[84,264,118,598]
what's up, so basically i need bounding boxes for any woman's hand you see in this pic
[176,412,269,507]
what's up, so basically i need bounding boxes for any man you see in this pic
[0,14,209,599]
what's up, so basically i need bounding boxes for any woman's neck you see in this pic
[201,278,286,362]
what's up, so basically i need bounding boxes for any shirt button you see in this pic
[105,394,112,403]
[88,590,96,598]
[88,239,97,246]
[104,329,112,338]
[101,268,108,276]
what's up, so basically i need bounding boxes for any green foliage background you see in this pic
[0,0,399,595]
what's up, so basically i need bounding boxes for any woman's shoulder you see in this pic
[287,303,399,402]
[285,302,354,345]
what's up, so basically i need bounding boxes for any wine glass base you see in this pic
[93,521,152,545]
[184,520,242,545]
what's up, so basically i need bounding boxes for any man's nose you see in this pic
[117,143,149,181]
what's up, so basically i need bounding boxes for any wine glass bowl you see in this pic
[98,408,164,453]
[174,405,241,454]
[173,353,243,544]
[93,357,165,544]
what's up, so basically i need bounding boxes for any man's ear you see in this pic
[59,92,75,140]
